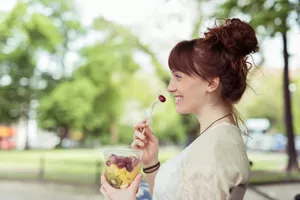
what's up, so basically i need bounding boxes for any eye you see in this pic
[175,73,182,79]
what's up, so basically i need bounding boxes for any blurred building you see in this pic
[0,125,16,150]
[0,119,60,150]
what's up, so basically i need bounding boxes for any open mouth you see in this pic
[175,96,183,104]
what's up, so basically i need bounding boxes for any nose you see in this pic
[167,79,176,93]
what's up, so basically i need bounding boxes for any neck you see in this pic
[196,101,235,133]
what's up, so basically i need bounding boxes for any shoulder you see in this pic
[183,122,250,173]
[177,123,250,198]
[189,122,245,153]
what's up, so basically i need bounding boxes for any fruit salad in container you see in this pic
[103,149,142,189]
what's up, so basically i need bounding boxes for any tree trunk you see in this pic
[56,126,69,148]
[282,32,299,173]
[24,105,31,150]
[24,117,30,150]
[110,121,119,144]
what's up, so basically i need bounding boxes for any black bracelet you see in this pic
[143,166,160,174]
[143,162,160,171]
[143,162,160,174]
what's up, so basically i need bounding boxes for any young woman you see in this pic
[100,18,259,200]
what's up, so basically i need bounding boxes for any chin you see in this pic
[175,107,191,115]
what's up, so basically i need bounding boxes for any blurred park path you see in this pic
[245,183,300,200]
[0,180,104,200]
[0,179,299,200]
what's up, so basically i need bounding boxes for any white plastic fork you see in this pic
[141,100,160,135]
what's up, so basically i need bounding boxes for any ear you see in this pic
[206,77,220,93]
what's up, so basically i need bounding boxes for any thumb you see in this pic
[129,174,142,190]
[143,117,148,123]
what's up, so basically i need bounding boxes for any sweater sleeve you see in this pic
[176,127,250,200]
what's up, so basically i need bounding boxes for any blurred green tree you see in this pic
[238,70,300,136]
[0,0,83,149]
[38,33,140,145]
[216,0,300,172]
[238,71,285,132]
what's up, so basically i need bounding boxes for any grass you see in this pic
[0,149,103,185]
[0,148,299,185]
[250,171,300,184]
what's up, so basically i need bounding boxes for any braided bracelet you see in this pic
[143,162,160,173]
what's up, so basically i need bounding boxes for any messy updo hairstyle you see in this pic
[168,18,259,104]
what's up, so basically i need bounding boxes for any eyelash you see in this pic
[175,74,181,79]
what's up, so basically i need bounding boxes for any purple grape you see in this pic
[105,160,111,167]
[109,154,117,164]
[116,157,123,164]
[126,164,133,172]
[115,156,123,164]
[158,95,166,102]
[117,162,125,168]
[119,156,125,161]
[124,157,131,164]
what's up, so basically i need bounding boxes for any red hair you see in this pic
[168,18,259,104]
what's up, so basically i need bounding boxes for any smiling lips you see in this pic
[175,96,183,104]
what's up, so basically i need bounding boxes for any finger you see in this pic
[131,141,139,150]
[134,130,147,143]
[130,174,143,190]
[101,173,117,194]
[136,139,145,147]
[131,139,145,149]
[134,120,147,131]
[142,117,147,123]
[102,180,117,194]
[100,186,110,200]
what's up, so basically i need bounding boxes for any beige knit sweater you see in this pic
[175,122,250,200]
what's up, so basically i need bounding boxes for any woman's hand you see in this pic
[100,173,142,200]
[131,118,159,168]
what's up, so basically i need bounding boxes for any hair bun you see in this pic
[205,18,259,57]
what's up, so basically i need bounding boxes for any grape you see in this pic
[126,164,133,172]
[105,160,111,167]
[115,156,123,164]
[117,162,125,168]
[118,156,125,162]
[109,154,117,163]
[158,95,166,102]
[124,157,131,164]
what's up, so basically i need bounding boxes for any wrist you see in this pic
[143,161,160,174]
[143,159,159,168]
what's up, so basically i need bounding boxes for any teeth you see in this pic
[175,97,183,102]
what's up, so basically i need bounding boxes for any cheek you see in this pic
[187,83,205,97]
[188,85,207,105]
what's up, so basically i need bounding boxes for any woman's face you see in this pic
[167,70,209,114]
